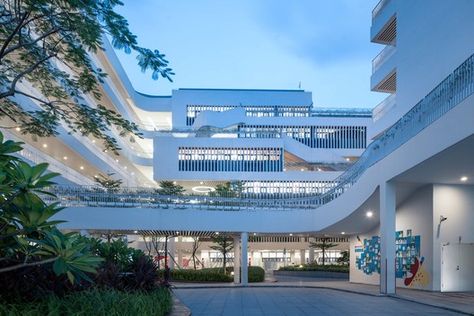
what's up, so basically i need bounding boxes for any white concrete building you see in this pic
[2,0,473,292]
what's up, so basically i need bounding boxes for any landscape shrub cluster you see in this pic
[0,132,171,314]
[164,266,266,283]
[278,264,349,273]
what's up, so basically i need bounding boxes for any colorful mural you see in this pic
[355,229,430,287]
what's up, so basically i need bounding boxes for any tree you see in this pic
[210,234,233,274]
[94,172,122,190]
[337,250,349,265]
[190,237,201,270]
[157,181,185,196]
[0,131,102,285]
[0,0,174,154]
[212,181,242,197]
[309,237,337,265]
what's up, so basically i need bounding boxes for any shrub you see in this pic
[163,266,266,283]
[160,269,233,282]
[248,266,265,282]
[0,288,172,316]
[278,264,349,273]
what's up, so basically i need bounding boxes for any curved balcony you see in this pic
[49,53,474,209]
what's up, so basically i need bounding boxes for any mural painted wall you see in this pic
[354,230,430,288]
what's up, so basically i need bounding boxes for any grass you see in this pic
[0,288,172,316]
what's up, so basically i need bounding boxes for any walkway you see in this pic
[173,276,474,315]
[174,287,463,316]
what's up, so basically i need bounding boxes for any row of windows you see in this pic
[238,125,367,149]
[250,236,349,243]
[178,147,283,172]
[241,181,333,195]
[186,105,311,125]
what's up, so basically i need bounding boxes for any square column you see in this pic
[309,248,315,263]
[168,237,175,270]
[300,249,306,265]
[380,181,396,294]
[241,232,248,286]
[233,235,241,284]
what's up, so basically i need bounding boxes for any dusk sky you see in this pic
[115,0,386,109]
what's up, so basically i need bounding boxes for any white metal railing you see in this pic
[372,44,396,74]
[372,0,391,19]
[44,53,474,211]
[372,93,396,122]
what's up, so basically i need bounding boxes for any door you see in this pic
[441,243,474,292]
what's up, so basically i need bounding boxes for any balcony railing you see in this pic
[45,53,474,211]
[372,45,396,74]
[372,0,391,19]
[372,94,396,122]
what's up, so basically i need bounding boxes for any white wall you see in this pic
[350,185,434,290]
[433,184,474,291]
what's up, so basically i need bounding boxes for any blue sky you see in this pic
[115,0,386,108]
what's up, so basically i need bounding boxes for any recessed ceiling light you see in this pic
[94,175,98,178]
[103,149,108,153]
[80,166,84,170]
[346,157,350,162]
[366,211,374,218]
[115,159,119,163]
[63,156,68,160]
[460,176,468,182]
[176,231,179,235]
[289,233,293,236]
[215,232,219,235]
[300,168,304,171]
[200,181,204,185]
[173,181,177,185]
[15,127,21,131]
[42,144,48,148]
[124,166,127,169]
[92,139,96,143]
[133,230,138,234]
[341,232,346,235]
[317,168,322,171]
[253,233,256,236]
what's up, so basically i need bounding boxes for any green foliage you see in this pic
[165,266,265,283]
[278,264,349,273]
[210,234,234,273]
[94,173,123,190]
[156,180,185,195]
[161,269,233,283]
[0,0,174,153]
[247,266,265,282]
[0,288,172,316]
[337,250,349,265]
[309,237,338,265]
[0,131,101,286]
[211,181,243,197]
[92,238,160,291]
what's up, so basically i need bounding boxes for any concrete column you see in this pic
[300,249,306,265]
[233,235,241,284]
[168,237,175,270]
[177,236,183,267]
[380,181,396,294]
[241,232,248,286]
[309,248,315,263]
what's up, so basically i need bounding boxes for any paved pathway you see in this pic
[173,275,474,315]
[174,287,463,316]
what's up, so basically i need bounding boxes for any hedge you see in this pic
[161,266,265,283]
[278,264,349,273]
